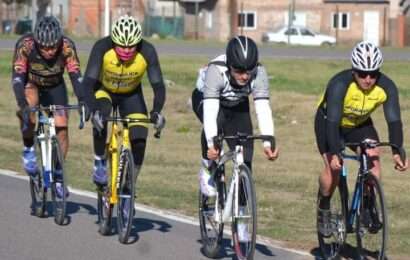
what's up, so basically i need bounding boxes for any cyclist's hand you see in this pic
[79,101,91,122]
[264,146,279,161]
[150,111,166,130]
[330,154,342,171]
[91,110,104,133]
[207,146,220,161]
[393,154,408,172]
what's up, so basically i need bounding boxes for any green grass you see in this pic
[1,50,410,257]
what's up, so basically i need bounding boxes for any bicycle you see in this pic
[317,139,406,260]
[198,132,275,260]
[96,108,163,244]
[28,104,85,225]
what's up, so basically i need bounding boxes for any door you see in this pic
[363,11,380,46]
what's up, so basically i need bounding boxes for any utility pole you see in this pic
[104,0,110,36]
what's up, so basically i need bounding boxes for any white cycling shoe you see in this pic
[199,167,216,197]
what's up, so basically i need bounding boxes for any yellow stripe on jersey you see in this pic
[100,49,148,94]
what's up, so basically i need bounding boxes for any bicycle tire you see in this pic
[356,174,387,260]
[231,164,257,260]
[317,176,348,260]
[97,148,114,236]
[117,148,136,244]
[199,167,225,258]
[29,140,46,217]
[50,138,66,225]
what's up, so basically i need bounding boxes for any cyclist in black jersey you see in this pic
[12,15,84,198]
[315,41,408,236]
[81,15,166,186]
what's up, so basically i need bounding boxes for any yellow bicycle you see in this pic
[97,109,162,244]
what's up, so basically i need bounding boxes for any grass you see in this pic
[1,51,410,258]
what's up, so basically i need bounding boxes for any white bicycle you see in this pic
[28,104,84,225]
[199,133,275,260]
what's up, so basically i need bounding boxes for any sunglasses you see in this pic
[354,70,379,79]
[230,67,257,75]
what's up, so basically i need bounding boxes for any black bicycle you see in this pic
[317,139,406,260]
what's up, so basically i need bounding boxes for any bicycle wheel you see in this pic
[117,148,136,244]
[356,174,387,260]
[317,176,348,260]
[199,167,225,258]
[231,165,256,260]
[97,149,113,235]
[29,141,46,217]
[50,138,66,225]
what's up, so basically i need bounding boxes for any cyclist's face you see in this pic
[114,45,137,62]
[353,70,379,91]
[39,46,58,59]
[230,67,252,86]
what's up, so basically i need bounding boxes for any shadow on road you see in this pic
[311,242,359,259]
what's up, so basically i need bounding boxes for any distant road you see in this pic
[1,38,410,61]
[0,170,312,260]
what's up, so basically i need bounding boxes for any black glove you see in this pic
[150,111,166,130]
[91,110,104,133]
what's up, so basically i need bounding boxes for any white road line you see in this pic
[0,168,310,257]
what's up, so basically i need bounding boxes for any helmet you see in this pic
[34,16,62,48]
[226,36,258,71]
[351,41,383,71]
[111,15,142,47]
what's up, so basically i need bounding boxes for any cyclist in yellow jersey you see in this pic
[82,15,166,186]
[315,41,408,236]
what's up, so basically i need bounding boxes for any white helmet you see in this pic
[111,15,142,46]
[351,41,383,71]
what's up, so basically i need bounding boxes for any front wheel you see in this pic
[317,176,348,260]
[117,148,136,244]
[356,174,387,260]
[199,168,225,258]
[50,138,66,225]
[231,165,257,260]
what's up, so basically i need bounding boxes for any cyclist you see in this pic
[192,35,279,241]
[12,15,84,198]
[81,15,166,188]
[315,41,408,236]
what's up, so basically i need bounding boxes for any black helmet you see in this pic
[34,16,62,48]
[226,36,258,71]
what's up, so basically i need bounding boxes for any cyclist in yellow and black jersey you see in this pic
[315,41,408,237]
[82,15,166,186]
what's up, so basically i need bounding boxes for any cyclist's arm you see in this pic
[379,74,403,154]
[203,64,224,148]
[252,66,274,147]
[11,36,29,108]
[62,37,83,101]
[81,37,109,110]
[324,74,350,155]
[142,41,166,114]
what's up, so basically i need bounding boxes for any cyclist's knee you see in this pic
[129,125,148,140]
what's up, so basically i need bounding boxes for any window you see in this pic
[284,28,298,35]
[300,28,314,36]
[332,12,350,30]
[238,11,257,30]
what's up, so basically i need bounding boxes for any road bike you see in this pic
[199,132,275,260]
[29,104,85,225]
[317,139,406,260]
[97,109,162,244]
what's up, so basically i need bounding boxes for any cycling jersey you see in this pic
[82,36,165,114]
[316,69,403,154]
[11,34,82,107]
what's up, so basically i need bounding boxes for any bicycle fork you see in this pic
[38,117,56,189]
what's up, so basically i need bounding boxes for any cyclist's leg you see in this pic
[17,83,39,175]
[40,82,69,158]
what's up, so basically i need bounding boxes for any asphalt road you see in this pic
[1,38,410,61]
[0,171,312,260]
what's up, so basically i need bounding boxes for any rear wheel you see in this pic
[231,165,257,260]
[29,140,46,217]
[50,138,66,225]
[117,148,136,244]
[317,176,348,259]
[356,174,387,260]
[199,167,225,258]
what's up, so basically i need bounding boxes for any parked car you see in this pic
[15,17,32,35]
[262,25,336,46]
